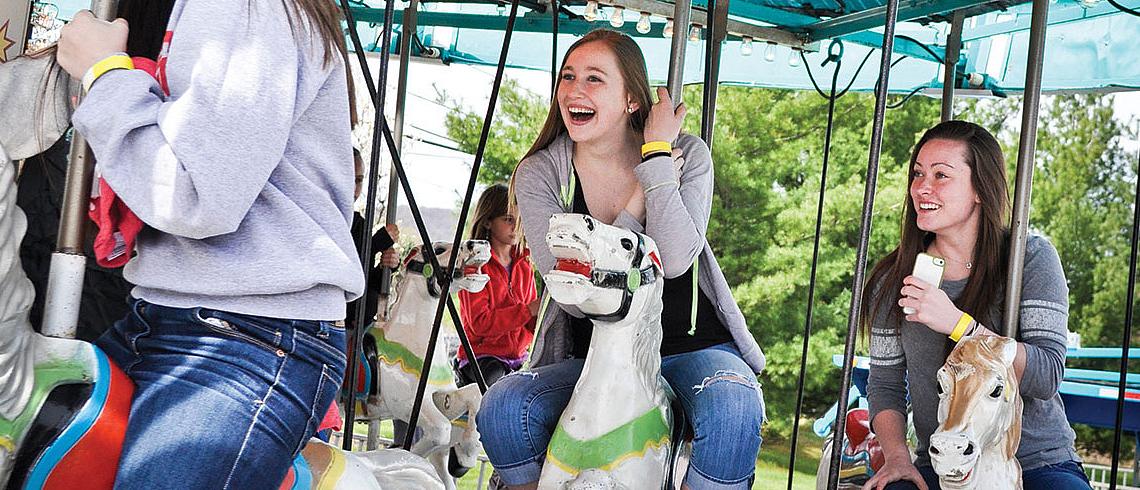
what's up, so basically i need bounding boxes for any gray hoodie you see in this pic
[513,132,765,374]
[72,0,364,321]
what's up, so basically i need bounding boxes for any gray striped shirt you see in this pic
[867,234,1079,471]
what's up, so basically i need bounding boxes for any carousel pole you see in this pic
[827,0,900,486]
[41,0,120,340]
[1002,0,1049,337]
[550,0,558,96]
[665,0,692,104]
[1110,123,1140,490]
[940,11,964,122]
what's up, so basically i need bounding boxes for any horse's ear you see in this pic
[999,337,1017,366]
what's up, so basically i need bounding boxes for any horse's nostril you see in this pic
[963,443,974,456]
[585,217,595,231]
[930,446,940,455]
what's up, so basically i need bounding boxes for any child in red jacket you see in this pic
[457,184,539,386]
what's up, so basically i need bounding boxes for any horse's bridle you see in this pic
[404,246,472,298]
[578,234,660,323]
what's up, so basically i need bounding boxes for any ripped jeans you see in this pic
[477,342,765,489]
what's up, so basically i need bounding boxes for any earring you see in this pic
[627,106,635,114]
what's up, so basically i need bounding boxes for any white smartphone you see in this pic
[903,253,945,315]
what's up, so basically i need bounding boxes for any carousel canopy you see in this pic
[42,0,1140,93]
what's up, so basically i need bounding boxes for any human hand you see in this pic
[57,11,129,80]
[861,456,929,490]
[527,298,541,318]
[380,249,400,269]
[642,87,686,145]
[899,276,962,335]
[385,223,400,243]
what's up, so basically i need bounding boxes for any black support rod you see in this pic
[940,11,964,122]
[340,0,396,451]
[1002,0,1049,336]
[827,0,900,486]
[403,0,521,451]
[700,0,729,150]
[790,40,843,490]
[1111,127,1140,490]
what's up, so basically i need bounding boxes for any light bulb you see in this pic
[584,0,599,22]
[689,25,701,42]
[610,6,625,27]
[740,36,753,56]
[497,3,506,15]
[663,19,673,37]
[788,49,801,67]
[764,41,776,62]
[1078,0,1099,8]
[636,12,651,34]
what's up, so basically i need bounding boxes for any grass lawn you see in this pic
[345,421,824,489]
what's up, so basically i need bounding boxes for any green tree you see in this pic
[441,78,547,185]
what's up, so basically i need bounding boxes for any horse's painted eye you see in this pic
[989,385,1003,399]
[434,247,446,255]
[584,217,595,231]
[621,238,634,250]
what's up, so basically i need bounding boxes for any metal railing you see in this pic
[1088,463,1139,490]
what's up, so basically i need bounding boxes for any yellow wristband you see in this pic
[82,54,134,92]
[949,312,973,342]
[640,141,671,158]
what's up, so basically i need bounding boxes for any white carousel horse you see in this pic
[537,213,677,489]
[929,335,1023,490]
[0,53,443,490]
[353,240,490,490]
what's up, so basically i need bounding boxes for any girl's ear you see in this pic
[627,98,640,114]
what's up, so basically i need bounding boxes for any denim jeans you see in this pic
[96,299,347,490]
[477,342,765,489]
[884,460,1092,490]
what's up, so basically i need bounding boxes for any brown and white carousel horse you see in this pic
[929,335,1023,490]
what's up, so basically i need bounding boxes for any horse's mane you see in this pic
[631,274,665,399]
[0,146,39,419]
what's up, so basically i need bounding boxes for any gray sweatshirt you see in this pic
[513,132,765,374]
[72,0,364,321]
[867,234,1079,471]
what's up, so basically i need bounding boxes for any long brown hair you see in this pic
[506,28,653,234]
[470,183,512,242]
[862,120,1011,335]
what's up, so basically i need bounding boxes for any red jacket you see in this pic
[457,247,537,363]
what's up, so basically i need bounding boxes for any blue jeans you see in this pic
[96,299,347,490]
[884,460,1092,490]
[477,342,765,489]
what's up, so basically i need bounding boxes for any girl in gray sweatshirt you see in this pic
[57,0,363,487]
